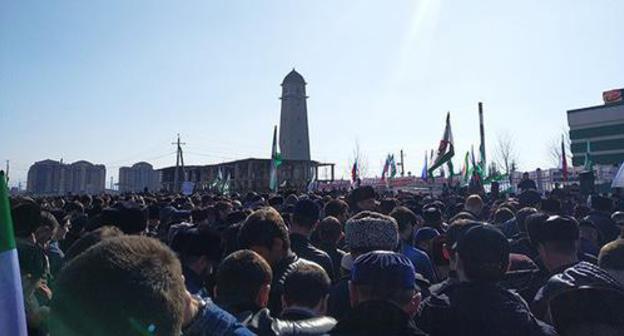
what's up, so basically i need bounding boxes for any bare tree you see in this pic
[350,140,369,178]
[495,131,519,182]
[546,132,572,168]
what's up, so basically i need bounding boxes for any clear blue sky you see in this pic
[2,1,623,187]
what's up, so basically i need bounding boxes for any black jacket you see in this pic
[290,234,335,281]
[319,244,347,280]
[417,282,556,336]
[330,300,427,336]
[238,308,337,336]
[532,261,624,320]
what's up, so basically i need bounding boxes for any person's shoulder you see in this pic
[184,298,255,336]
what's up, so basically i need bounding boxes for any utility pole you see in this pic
[5,160,9,180]
[172,134,186,193]
[398,149,405,177]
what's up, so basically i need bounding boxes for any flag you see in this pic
[389,155,397,178]
[583,141,593,172]
[461,151,470,185]
[420,151,428,181]
[0,171,28,336]
[428,112,455,175]
[381,155,390,182]
[210,169,223,190]
[222,172,231,195]
[269,126,282,192]
[307,167,317,193]
[351,160,359,184]
[561,134,568,182]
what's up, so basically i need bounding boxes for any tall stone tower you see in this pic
[279,69,311,161]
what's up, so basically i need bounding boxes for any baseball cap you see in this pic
[413,227,440,244]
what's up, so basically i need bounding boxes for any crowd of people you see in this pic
[10,174,624,335]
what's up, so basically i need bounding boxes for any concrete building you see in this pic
[27,159,106,195]
[568,90,624,167]
[279,69,311,161]
[159,158,334,193]
[118,162,160,193]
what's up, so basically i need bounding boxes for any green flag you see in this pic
[429,112,455,175]
[0,171,28,335]
[269,126,282,192]
[584,141,594,172]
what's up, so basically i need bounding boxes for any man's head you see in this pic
[422,207,443,228]
[11,202,42,241]
[523,172,530,180]
[516,207,538,233]
[35,210,60,247]
[464,195,484,217]
[413,227,440,254]
[344,211,399,258]
[171,228,223,278]
[215,201,233,221]
[390,206,418,243]
[349,186,378,212]
[455,225,510,283]
[238,207,290,266]
[611,211,624,228]
[292,199,320,235]
[282,262,331,316]
[64,225,124,262]
[49,236,188,336]
[316,216,344,246]
[598,239,624,285]
[549,287,624,336]
[519,190,542,208]
[349,251,421,317]
[493,207,514,225]
[324,199,349,224]
[528,215,579,272]
[441,220,481,273]
[214,250,273,313]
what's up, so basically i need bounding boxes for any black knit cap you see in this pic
[528,215,579,245]
[454,224,510,268]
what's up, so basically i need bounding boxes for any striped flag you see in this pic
[269,126,282,192]
[428,112,455,175]
[0,171,28,336]
[421,151,428,181]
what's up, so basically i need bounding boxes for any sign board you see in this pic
[181,181,195,195]
[603,89,623,104]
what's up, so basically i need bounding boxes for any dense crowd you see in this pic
[10,174,624,336]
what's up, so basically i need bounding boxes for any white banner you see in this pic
[612,163,624,188]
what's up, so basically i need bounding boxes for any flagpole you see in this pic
[478,102,486,175]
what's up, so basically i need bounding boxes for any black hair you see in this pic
[238,207,290,251]
[50,236,187,336]
[215,250,272,310]
[390,206,418,234]
[283,262,330,309]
